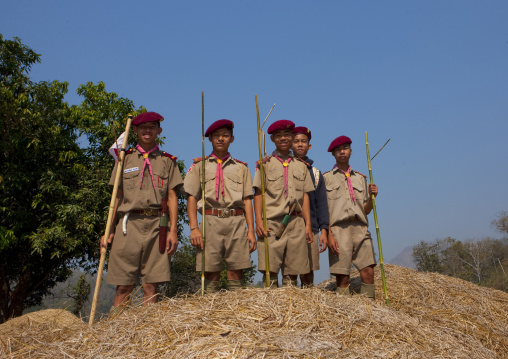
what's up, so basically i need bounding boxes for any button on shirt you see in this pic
[323,167,369,226]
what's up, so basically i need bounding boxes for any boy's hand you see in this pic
[166,229,179,256]
[305,224,313,244]
[328,230,339,255]
[100,233,114,248]
[190,228,203,250]
[368,183,378,198]
[248,231,257,252]
[319,229,328,253]
[255,221,269,238]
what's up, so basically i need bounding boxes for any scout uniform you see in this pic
[323,136,377,292]
[182,120,253,289]
[291,127,329,277]
[107,113,183,286]
[253,121,315,282]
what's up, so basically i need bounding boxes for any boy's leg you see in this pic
[257,219,287,285]
[142,283,158,305]
[223,216,250,291]
[113,285,135,306]
[351,224,377,299]
[227,269,243,291]
[196,216,225,293]
[300,230,319,287]
[281,217,310,278]
[328,224,354,294]
[204,271,221,293]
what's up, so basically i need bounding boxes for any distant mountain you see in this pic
[388,246,415,269]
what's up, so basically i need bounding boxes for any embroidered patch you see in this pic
[124,167,139,173]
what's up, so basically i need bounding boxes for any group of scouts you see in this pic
[101,112,379,311]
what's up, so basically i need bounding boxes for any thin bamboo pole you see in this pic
[89,114,133,326]
[201,92,206,296]
[256,95,270,287]
[365,132,390,307]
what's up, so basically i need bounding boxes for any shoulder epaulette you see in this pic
[234,158,248,166]
[354,170,367,178]
[295,157,310,167]
[256,156,271,167]
[162,151,177,162]
[193,156,208,163]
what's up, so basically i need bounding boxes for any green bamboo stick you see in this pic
[365,132,390,307]
[201,92,206,296]
[256,95,270,288]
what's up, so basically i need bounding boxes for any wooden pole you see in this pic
[89,114,133,326]
[256,95,270,287]
[201,92,206,296]
[365,132,390,307]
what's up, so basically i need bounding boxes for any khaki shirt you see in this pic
[253,150,314,219]
[109,148,183,212]
[182,156,253,213]
[322,167,369,226]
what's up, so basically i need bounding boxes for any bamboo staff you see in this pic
[365,132,390,307]
[201,92,206,296]
[89,114,133,326]
[256,95,270,287]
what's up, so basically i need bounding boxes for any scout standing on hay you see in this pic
[292,126,329,287]
[323,135,378,299]
[183,119,256,293]
[254,120,314,287]
[101,112,183,309]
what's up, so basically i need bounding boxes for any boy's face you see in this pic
[270,129,294,153]
[292,134,311,158]
[133,121,162,146]
[208,128,234,153]
[332,143,352,165]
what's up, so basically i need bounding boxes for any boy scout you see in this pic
[102,112,183,308]
[292,126,329,287]
[183,119,256,293]
[323,135,378,299]
[254,120,315,287]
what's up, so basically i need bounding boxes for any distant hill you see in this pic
[388,246,415,269]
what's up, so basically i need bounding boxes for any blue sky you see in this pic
[3,1,508,284]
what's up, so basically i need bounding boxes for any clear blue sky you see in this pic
[3,1,508,284]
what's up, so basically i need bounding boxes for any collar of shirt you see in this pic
[303,156,314,166]
[272,149,293,161]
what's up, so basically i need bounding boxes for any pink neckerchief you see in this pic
[334,164,356,203]
[272,151,292,198]
[136,144,159,189]
[210,152,231,201]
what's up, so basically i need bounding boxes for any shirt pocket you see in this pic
[293,172,305,192]
[326,182,343,200]
[225,172,242,193]
[353,184,365,202]
[266,169,284,191]
[205,169,217,199]
[123,168,140,190]
[153,167,169,197]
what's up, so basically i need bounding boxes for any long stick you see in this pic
[201,92,206,296]
[365,132,390,307]
[89,114,133,326]
[256,95,270,287]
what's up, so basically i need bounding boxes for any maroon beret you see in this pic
[267,120,295,134]
[205,119,234,137]
[293,126,311,140]
[328,136,352,152]
[132,112,164,126]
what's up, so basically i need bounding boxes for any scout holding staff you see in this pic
[292,126,329,287]
[254,120,315,287]
[183,120,256,293]
[323,135,378,299]
[101,112,183,309]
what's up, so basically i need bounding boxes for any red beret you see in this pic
[328,136,352,152]
[132,112,164,126]
[205,119,234,137]
[293,126,311,140]
[267,120,295,134]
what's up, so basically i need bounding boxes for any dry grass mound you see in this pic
[1,264,507,358]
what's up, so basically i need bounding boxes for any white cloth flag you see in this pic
[108,132,125,161]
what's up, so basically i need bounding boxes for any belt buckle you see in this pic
[218,208,230,218]
[143,209,157,216]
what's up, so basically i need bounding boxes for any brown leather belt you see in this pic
[290,211,303,217]
[130,209,162,217]
[204,208,244,218]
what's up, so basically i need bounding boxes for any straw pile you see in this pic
[1,264,507,358]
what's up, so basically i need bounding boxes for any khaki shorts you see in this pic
[107,213,171,285]
[257,216,310,276]
[196,215,252,272]
[328,221,376,275]
[308,231,320,272]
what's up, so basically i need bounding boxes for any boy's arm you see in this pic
[302,193,313,243]
[166,188,179,256]
[254,188,268,238]
[101,189,122,248]
[328,225,339,255]
[243,197,257,252]
[364,183,378,215]
[187,195,203,250]
[315,175,329,252]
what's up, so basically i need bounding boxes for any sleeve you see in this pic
[243,167,254,199]
[167,160,184,191]
[181,162,201,198]
[363,177,370,205]
[303,165,315,193]
[315,174,330,230]
[252,165,262,192]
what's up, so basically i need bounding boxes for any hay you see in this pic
[1,264,507,358]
